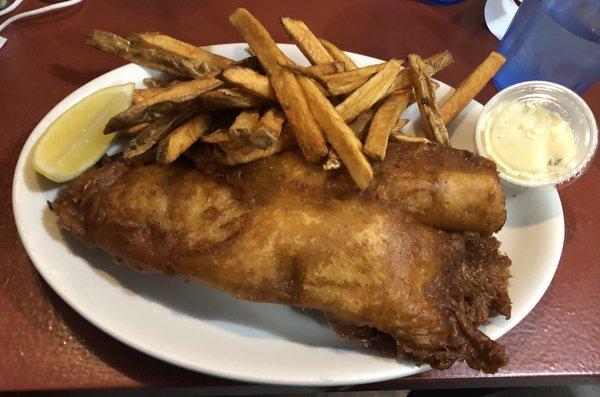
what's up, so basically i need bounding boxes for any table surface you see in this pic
[1,0,599,392]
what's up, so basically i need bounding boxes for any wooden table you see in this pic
[1,0,599,392]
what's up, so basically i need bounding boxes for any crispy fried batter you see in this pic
[52,142,510,373]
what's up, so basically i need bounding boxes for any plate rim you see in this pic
[12,43,565,386]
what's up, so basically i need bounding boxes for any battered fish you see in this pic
[51,142,511,373]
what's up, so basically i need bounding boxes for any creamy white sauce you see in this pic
[481,100,577,183]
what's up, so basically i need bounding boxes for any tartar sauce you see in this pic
[481,99,577,183]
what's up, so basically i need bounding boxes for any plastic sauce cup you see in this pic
[475,81,598,188]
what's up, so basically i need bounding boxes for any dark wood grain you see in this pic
[1,0,599,391]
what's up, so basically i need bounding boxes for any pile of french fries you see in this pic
[88,8,505,190]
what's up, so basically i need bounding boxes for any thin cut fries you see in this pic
[280,17,334,65]
[390,50,453,92]
[201,129,231,144]
[335,59,403,123]
[86,30,213,78]
[221,66,277,101]
[407,53,449,146]
[307,61,345,74]
[229,109,261,141]
[322,63,386,95]
[319,38,357,70]
[82,9,506,192]
[128,46,215,77]
[250,107,285,149]
[298,76,373,190]
[117,122,150,136]
[143,77,164,88]
[157,114,213,164]
[350,108,376,141]
[201,87,265,109]
[391,133,432,144]
[105,76,222,133]
[215,128,296,165]
[133,87,163,104]
[282,62,345,79]
[123,107,195,159]
[440,51,505,125]
[276,63,333,96]
[230,8,328,163]
[133,81,189,104]
[128,32,234,71]
[324,51,450,96]
[363,90,412,160]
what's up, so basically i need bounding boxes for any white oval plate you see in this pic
[13,44,564,386]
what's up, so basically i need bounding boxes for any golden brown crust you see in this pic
[52,142,510,373]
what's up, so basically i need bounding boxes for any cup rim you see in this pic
[475,80,598,188]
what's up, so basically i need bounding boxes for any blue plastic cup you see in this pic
[494,0,600,94]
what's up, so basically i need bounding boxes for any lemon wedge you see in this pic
[33,82,135,182]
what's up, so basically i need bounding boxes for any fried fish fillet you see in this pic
[216,142,506,234]
[51,142,511,373]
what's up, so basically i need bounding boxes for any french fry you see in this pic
[323,150,342,170]
[143,77,165,88]
[133,81,189,104]
[363,90,412,161]
[133,88,162,104]
[221,66,276,101]
[117,122,150,137]
[319,38,357,70]
[407,53,449,146]
[440,51,505,125]
[128,32,234,71]
[281,61,345,79]
[391,133,432,144]
[105,76,222,133]
[390,50,453,92]
[230,8,328,163]
[157,114,213,164]
[229,109,261,141]
[201,87,265,109]
[323,51,450,96]
[350,108,376,141]
[307,61,345,75]
[424,50,454,76]
[298,76,373,190]
[321,63,386,95]
[129,46,216,78]
[280,17,334,65]
[335,59,402,123]
[123,107,196,159]
[250,107,285,149]
[85,29,132,60]
[219,137,249,151]
[280,62,329,84]
[201,129,231,144]
[215,128,296,166]
[86,30,215,78]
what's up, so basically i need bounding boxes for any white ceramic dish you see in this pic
[12,43,564,386]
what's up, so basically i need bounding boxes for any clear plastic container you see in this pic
[475,81,598,188]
